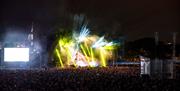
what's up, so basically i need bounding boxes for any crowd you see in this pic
[0,66,179,91]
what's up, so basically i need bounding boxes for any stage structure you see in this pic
[53,24,119,68]
[150,32,177,79]
[0,24,42,68]
[140,56,150,76]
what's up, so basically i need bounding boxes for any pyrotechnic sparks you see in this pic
[54,25,119,68]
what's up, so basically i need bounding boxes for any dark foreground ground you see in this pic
[0,66,179,91]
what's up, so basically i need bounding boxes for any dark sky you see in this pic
[0,0,179,43]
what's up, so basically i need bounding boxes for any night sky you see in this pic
[0,0,179,43]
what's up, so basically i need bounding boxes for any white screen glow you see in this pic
[4,48,29,62]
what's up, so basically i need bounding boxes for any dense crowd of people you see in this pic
[0,66,179,91]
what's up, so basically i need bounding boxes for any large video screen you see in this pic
[4,48,29,62]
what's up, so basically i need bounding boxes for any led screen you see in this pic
[4,48,29,62]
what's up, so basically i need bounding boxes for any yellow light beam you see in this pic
[55,49,64,68]
[80,44,90,63]
[100,48,106,67]
[66,47,73,66]
[85,42,91,55]
[90,47,94,61]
